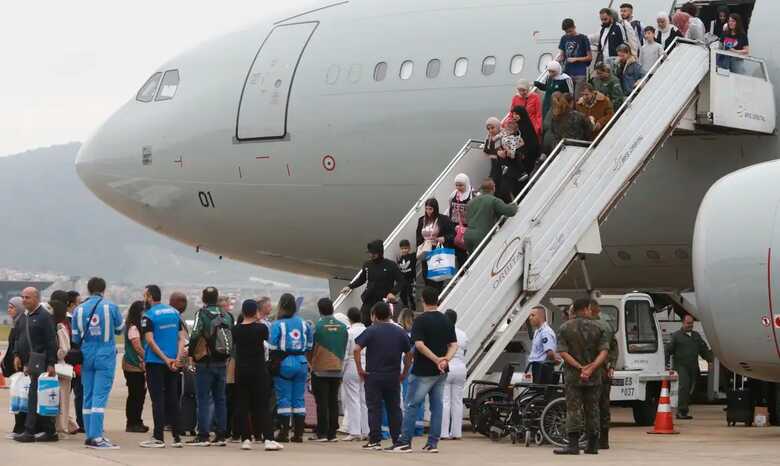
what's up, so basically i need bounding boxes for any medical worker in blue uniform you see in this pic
[71,277,124,450]
[268,293,313,443]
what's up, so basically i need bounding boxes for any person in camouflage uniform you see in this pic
[589,300,618,449]
[554,299,610,456]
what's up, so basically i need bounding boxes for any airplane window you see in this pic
[155,70,180,101]
[454,57,469,78]
[136,72,162,103]
[373,62,388,82]
[538,53,553,73]
[400,60,414,80]
[510,55,525,74]
[482,56,497,76]
[326,64,340,85]
[426,59,441,79]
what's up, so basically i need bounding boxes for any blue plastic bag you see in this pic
[425,247,456,282]
[36,375,60,417]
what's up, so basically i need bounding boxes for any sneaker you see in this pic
[139,439,166,448]
[388,443,412,453]
[422,444,439,453]
[327,437,339,443]
[362,441,382,450]
[184,437,211,447]
[264,440,283,451]
[170,437,184,448]
[87,438,120,450]
[211,437,227,447]
[241,439,253,450]
[341,434,360,442]
[5,433,18,440]
[229,437,241,443]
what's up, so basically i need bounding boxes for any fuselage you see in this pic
[76,0,780,291]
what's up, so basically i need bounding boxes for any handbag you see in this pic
[24,313,47,375]
[65,298,102,366]
[454,217,467,250]
[416,240,433,259]
[425,246,457,282]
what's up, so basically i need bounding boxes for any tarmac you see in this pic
[2,373,779,466]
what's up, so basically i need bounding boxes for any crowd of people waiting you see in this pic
[2,277,469,454]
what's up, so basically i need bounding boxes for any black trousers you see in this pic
[25,372,55,435]
[399,282,416,312]
[365,373,402,444]
[124,370,146,427]
[146,363,180,441]
[236,370,274,441]
[312,375,341,439]
[529,362,556,385]
[13,413,26,434]
[72,374,84,430]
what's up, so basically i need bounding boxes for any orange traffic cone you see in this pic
[647,379,679,434]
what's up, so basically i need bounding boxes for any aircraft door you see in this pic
[236,22,318,141]
[708,49,776,134]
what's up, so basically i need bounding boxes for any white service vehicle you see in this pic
[484,292,678,426]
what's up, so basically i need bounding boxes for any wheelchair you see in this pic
[466,364,573,448]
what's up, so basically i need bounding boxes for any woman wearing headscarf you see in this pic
[502,80,542,138]
[3,297,26,438]
[447,173,476,268]
[510,106,541,175]
[484,116,506,198]
[656,12,683,50]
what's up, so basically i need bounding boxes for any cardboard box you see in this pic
[754,406,769,427]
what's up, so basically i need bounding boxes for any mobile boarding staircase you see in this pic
[334,39,775,388]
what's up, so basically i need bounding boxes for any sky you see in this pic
[0,1,318,157]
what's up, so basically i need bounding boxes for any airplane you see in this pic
[74,0,780,411]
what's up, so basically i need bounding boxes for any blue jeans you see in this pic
[195,364,227,438]
[399,374,446,447]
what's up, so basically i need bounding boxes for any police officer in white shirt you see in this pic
[527,306,560,384]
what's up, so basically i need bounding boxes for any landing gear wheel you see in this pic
[534,430,544,446]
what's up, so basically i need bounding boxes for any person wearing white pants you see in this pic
[441,309,469,440]
[341,308,369,441]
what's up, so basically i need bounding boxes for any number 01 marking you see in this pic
[198,191,216,208]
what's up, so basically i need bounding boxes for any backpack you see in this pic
[201,308,233,361]
[620,20,640,57]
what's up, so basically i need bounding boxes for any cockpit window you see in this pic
[136,72,162,103]
[155,70,180,101]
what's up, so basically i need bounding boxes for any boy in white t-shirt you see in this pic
[639,26,663,74]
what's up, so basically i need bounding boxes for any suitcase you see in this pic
[304,383,318,429]
[726,375,753,427]
[178,368,198,436]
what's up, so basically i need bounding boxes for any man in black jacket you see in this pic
[598,8,626,66]
[13,287,58,443]
[342,240,406,326]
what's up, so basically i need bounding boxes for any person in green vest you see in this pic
[464,178,518,253]
[665,314,713,420]
[589,300,618,450]
[122,301,149,433]
[309,298,348,441]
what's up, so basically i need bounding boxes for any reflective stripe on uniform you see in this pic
[280,321,287,351]
[92,407,105,413]
[83,408,93,415]
[277,407,292,414]
[103,304,111,343]
[292,407,306,414]
[77,306,85,339]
